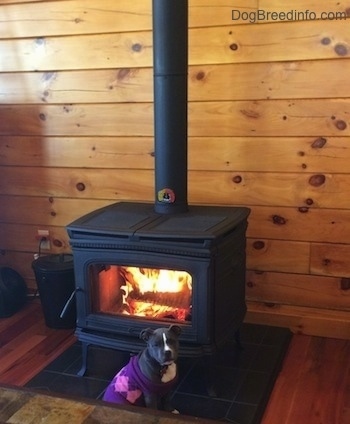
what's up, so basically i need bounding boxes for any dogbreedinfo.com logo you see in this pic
[232,9,348,24]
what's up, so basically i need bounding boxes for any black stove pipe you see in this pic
[152,0,188,214]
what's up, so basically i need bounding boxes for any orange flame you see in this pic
[120,266,192,321]
[124,267,191,293]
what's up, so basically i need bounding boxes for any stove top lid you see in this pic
[67,202,250,240]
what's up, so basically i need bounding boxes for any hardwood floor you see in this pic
[1,300,349,423]
[261,331,350,424]
[0,300,75,386]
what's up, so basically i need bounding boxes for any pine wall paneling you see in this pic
[0,0,349,338]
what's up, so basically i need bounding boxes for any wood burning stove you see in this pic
[67,202,250,374]
[66,0,250,375]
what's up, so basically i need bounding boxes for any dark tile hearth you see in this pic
[25,323,291,424]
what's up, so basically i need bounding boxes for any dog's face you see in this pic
[140,325,181,366]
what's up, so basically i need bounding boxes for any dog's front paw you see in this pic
[171,409,180,414]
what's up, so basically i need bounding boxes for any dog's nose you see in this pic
[164,350,172,360]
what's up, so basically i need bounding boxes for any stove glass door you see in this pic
[89,264,192,324]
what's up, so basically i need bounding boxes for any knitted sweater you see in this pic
[103,354,178,407]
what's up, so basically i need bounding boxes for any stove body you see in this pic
[67,202,249,372]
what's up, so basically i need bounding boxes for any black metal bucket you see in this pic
[32,254,76,329]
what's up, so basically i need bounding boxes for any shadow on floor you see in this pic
[25,323,291,424]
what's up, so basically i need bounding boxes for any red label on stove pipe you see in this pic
[158,188,176,203]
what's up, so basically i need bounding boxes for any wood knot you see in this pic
[305,198,314,205]
[42,72,56,82]
[311,137,327,149]
[117,68,131,80]
[39,113,46,121]
[240,109,260,119]
[50,211,56,217]
[334,120,347,130]
[253,240,265,250]
[195,71,205,81]
[247,281,254,288]
[76,182,86,191]
[132,43,142,52]
[63,105,72,113]
[53,239,63,247]
[232,175,242,184]
[229,43,238,51]
[272,215,287,225]
[334,43,348,56]
[298,207,309,213]
[321,37,331,45]
[322,258,331,266]
[340,278,350,291]
[309,174,325,187]
[35,37,45,46]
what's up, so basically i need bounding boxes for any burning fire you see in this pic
[120,266,192,321]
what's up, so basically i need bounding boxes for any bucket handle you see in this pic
[60,287,82,319]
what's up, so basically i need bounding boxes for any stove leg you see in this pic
[234,328,243,350]
[203,355,217,398]
[77,342,90,377]
[204,330,243,397]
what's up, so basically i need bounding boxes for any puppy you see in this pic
[103,324,181,412]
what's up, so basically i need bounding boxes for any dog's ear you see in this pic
[169,325,182,337]
[140,328,154,341]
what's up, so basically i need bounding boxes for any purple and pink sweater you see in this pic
[103,354,177,406]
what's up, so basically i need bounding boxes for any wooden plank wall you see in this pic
[0,0,349,338]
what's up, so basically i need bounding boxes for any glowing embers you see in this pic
[91,264,192,323]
